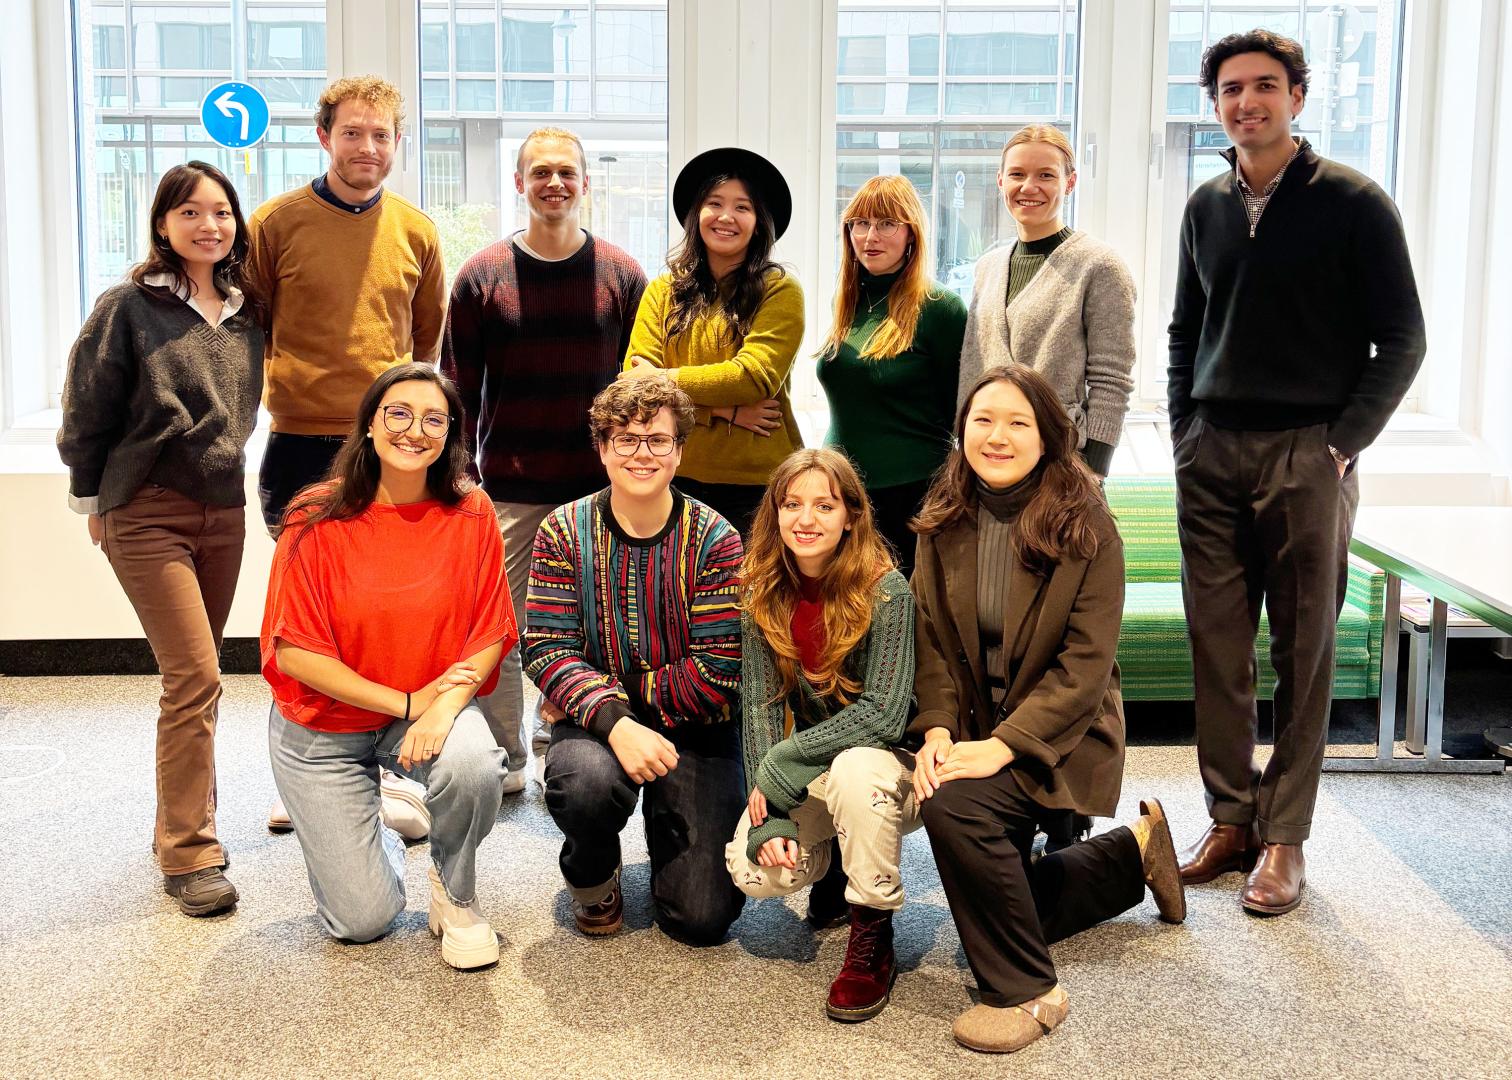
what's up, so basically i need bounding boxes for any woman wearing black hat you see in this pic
[620,146,805,535]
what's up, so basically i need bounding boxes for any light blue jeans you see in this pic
[268,702,505,943]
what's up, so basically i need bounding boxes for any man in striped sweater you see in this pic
[525,377,746,946]
[442,127,648,793]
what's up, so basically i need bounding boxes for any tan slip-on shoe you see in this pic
[1139,798,1187,923]
[952,984,1069,1053]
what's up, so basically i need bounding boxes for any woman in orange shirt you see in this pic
[262,363,516,970]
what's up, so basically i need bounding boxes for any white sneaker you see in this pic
[427,867,499,969]
[267,795,293,833]
[501,769,527,796]
[380,770,431,841]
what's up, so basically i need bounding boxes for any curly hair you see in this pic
[741,448,895,705]
[1200,30,1310,103]
[587,375,696,448]
[316,75,405,136]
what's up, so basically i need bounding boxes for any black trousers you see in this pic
[544,720,746,947]
[675,478,764,538]
[1173,419,1358,844]
[867,477,931,579]
[922,769,1144,1007]
[257,432,346,536]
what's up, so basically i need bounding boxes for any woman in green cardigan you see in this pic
[819,174,966,576]
[620,147,804,534]
[724,448,917,1023]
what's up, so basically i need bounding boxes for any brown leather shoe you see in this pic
[573,885,624,936]
[1178,821,1261,885]
[1138,799,1186,923]
[1241,843,1305,916]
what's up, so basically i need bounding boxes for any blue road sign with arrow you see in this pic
[200,82,271,149]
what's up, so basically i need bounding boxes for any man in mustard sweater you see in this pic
[248,75,446,536]
[249,75,446,836]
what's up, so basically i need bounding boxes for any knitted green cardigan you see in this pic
[741,569,915,858]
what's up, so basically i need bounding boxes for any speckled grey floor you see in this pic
[2,674,1511,1080]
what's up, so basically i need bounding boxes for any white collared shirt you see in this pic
[143,272,245,328]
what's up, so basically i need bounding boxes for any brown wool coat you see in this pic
[908,505,1126,817]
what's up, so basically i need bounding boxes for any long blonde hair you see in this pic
[741,449,895,704]
[821,175,935,362]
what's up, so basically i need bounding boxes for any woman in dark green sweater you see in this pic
[819,175,966,577]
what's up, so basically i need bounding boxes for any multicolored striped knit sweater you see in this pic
[525,487,744,740]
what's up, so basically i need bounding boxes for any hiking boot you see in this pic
[825,905,896,1022]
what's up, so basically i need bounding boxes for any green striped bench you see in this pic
[1105,476,1384,702]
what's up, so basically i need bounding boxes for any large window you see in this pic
[71,1,329,310]
[417,0,669,281]
[836,1,1081,303]
[1146,0,1407,402]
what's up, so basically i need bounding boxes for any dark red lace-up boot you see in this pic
[825,905,896,1021]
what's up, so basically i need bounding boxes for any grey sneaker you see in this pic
[164,866,238,917]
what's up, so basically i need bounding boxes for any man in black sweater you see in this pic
[1167,30,1425,916]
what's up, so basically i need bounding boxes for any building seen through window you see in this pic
[836,1,1082,303]
[72,1,329,309]
[418,0,669,281]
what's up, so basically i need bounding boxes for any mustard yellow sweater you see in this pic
[624,271,805,486]
[248,186,447,434]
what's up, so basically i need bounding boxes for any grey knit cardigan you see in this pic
[956,230,1136,449]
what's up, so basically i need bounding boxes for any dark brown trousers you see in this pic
[1174,419,1359,844]
[104,486,245,875]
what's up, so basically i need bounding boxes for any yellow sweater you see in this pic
[624,271,805,486]
[248,186,446,434]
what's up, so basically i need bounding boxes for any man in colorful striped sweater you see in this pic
[525,377,746,946]
[442,127,648,794]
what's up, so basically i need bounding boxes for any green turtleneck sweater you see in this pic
[819,271,967,489]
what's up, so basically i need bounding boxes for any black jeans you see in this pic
[868,477,931,579]
[544,720,746,946]
[257,432,346,536]
[921,768,1144,1007]
[673,478,764,539]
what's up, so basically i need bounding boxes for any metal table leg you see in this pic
[1424,597,1448,761]
[1405,621,1427,754]
[1374,574,1401,761]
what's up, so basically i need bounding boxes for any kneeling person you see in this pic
[261,364,515,969]
[526,376,746,946]
[725,449,918,1021]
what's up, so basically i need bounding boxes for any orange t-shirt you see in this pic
[261,487,515,733]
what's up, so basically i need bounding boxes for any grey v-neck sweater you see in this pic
[957,230,1137,456]
[58,281,264,515]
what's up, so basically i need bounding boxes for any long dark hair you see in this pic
[130,160,263,322]
[280,364,475,539]
[664,172,783,345]
[912,365,1103,575]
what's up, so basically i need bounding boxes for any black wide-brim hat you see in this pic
[672,146,793,240]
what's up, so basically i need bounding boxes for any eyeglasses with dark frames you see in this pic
[609,433,680,457]
[380,405,451,439]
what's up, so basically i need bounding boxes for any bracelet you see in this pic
[404,691,411,723]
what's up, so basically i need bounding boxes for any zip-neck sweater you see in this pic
[442,234,648,504]
[1166,140,1426,457]
[819,272,966,489]
[248,185,446,434]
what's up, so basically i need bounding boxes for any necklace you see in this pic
[864,290,889,315]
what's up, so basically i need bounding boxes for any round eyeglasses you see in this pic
[380,405,451,439]
[845,217,904,238]
[610,433,680,457]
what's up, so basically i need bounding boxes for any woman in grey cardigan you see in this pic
[957,125,1136,479]
[58,161,263,918]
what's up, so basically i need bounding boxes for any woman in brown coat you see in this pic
[909,364,1185,1054]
